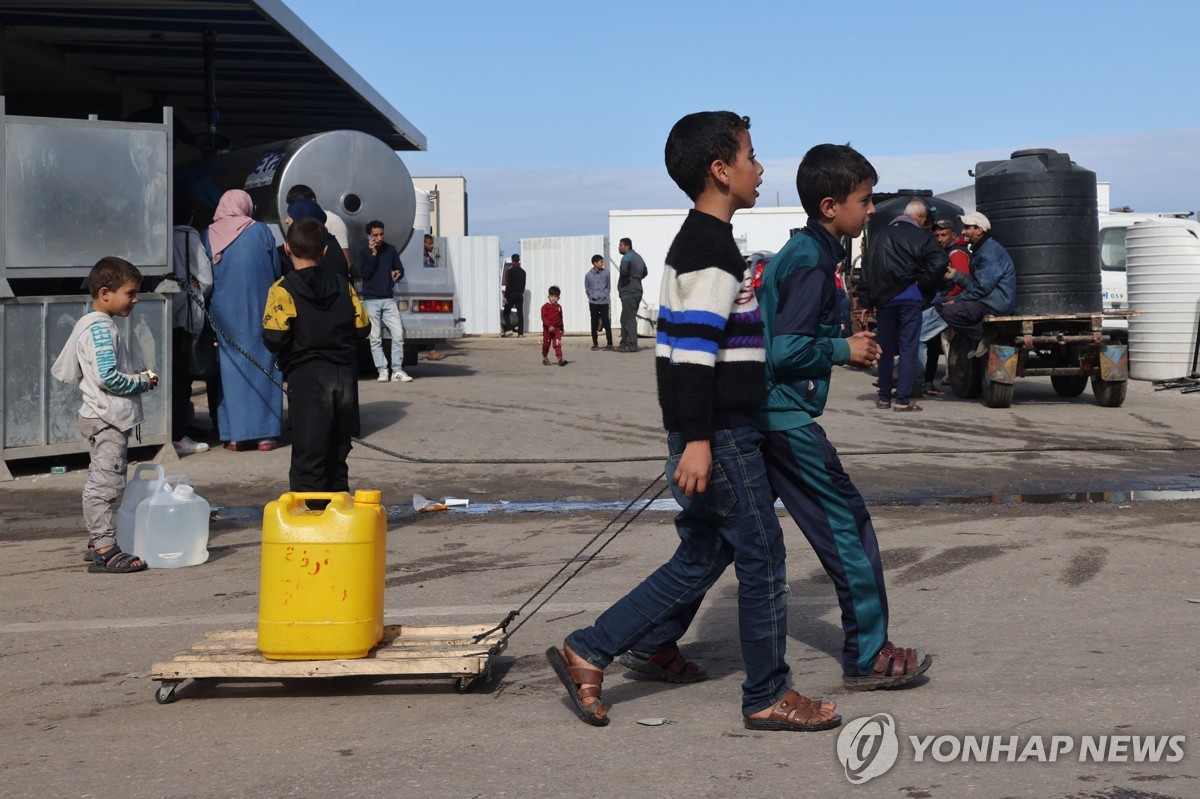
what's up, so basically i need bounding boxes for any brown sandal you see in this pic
[546,644,609,726]
[744,690,841,732]
[619,646,707,683]
[843,640,932,691]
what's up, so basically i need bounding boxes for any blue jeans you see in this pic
[876,301,922,406]
[363,298,404,371]
[566,426,790,716]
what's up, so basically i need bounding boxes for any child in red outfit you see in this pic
[541,286,567,366]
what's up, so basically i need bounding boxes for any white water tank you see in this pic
[1126,218,1200,381]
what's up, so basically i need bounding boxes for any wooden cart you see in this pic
[150,623,505,704]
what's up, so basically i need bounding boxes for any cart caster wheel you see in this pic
[455,677,475,693]
[155,682,179,704]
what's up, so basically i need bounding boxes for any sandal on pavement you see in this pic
[922,383,943,397]
[744,690,841,732]
[425,351,447,361]
[546,644,609,726]
[843,640,932,691]
[88,546,147,574]
[619,646,707,684]
[893,402,923,412]
[875,399,891,410]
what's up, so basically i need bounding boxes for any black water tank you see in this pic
[974,149,1100,315]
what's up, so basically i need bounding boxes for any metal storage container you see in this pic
[974,149,1101,315]
[179,130,416,256]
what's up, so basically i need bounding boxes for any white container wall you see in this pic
[443,235,501,336]
[1126,218,1200,381]
[518,236,608,334]
[608,207,807,314]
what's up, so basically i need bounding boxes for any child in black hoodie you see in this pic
[263,218,370,496]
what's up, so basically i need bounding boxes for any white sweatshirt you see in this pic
[51,311,151,432]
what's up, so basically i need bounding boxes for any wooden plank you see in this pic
[168,647,494,663]
[198,623,498,643]
[151,656,486,680]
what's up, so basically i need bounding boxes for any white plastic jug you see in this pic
[133,481,210,568]
[116,464,166,553]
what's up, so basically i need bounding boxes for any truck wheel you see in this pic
[947,336,982,399]
[1091,376,1127,407]
[1051,375,1088,397]
[981,371,1014,408]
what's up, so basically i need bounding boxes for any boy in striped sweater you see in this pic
[547,112,840,732]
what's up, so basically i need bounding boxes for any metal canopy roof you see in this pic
[0,0,426,151]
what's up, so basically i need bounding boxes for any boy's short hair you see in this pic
[424,233,434,242]
[591,254,603,265]
[664,111,751,201]
[796,144,878,217]
[88,257,141,297]
[287,218,328,261]
[548,285,561,296]
[286,184,317,204]
[365,219,384,234]
[620,237,632,248]
[512,254,521,262]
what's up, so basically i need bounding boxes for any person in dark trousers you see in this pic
[616,237,647,351]
[918,217,972,395]
[502,254,526,337]
[547,111,840,733]
[859,200,949,411]
[170,198,213,455]
[584,254,614,350]
[262,218,370,500]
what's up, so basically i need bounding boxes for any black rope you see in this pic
[471,473,667,646]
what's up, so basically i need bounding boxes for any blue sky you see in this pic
[289,0,1200,251]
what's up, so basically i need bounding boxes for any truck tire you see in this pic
[1050,375,1088,397]
[981,371,1014,408]
[947,335,983,399]
[1091,376,1127,407]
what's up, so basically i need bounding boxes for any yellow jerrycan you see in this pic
[258,491,386,660]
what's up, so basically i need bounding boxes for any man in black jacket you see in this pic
[859,201,949,411]
[502,254,526,337]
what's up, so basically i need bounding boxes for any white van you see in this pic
[1097,212,1193,339]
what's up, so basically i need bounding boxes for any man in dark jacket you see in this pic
[356,220,412,382]
[502,254,526,337]
[937,211,1017,357]
[860,201,949,411]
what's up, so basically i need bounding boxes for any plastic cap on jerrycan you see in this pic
[133,480,211,568]
[257,491,387,661]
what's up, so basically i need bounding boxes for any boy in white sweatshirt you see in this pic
[52,257,159,573]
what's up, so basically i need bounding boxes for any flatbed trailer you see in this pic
[150,623,505,704]
[945,311,1135,408]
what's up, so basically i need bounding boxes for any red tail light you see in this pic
[415,299,453,313]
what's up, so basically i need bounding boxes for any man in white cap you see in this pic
[935,211,1016,357]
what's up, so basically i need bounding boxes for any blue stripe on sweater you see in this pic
[657,307,728,331]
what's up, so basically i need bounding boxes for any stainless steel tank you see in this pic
[178,130,416,253]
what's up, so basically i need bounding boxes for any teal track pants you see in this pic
[764,424,888,677]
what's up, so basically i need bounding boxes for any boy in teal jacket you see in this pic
[755,143,932,689]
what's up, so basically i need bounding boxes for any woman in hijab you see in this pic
[203,189,284,451]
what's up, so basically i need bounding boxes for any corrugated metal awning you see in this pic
[0,0,425,151]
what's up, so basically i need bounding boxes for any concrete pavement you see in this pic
[2,334,1198,798]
